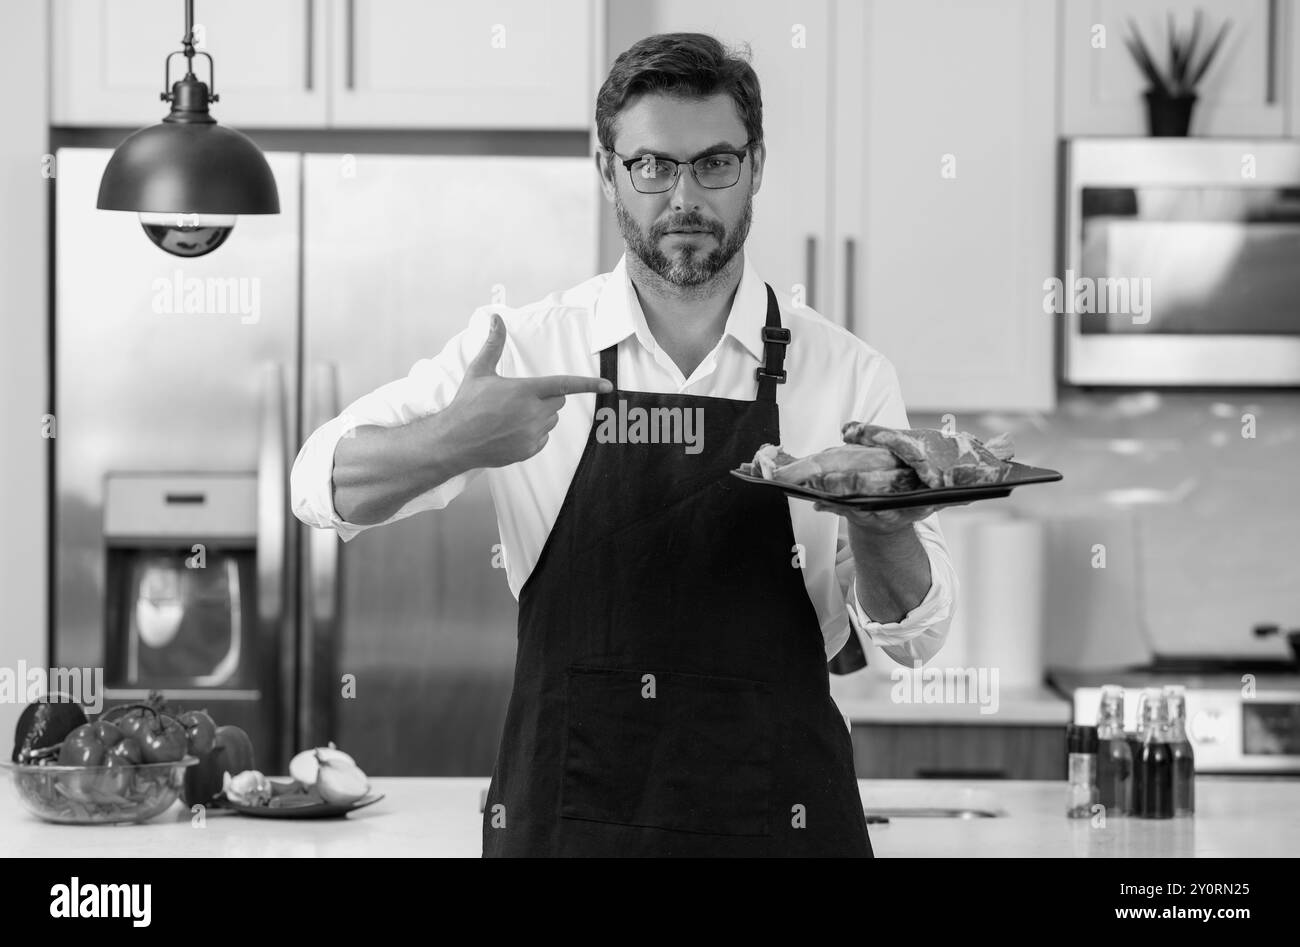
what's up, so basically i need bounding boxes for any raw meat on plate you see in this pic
[742,425,1016,497]
[840,422,1014,488]
[745,443,924,495]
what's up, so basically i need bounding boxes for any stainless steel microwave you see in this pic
[1062,139,1300,386]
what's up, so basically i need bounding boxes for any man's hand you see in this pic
[446,312,612,468]
[811,498,968,624]
[811,499,971,535]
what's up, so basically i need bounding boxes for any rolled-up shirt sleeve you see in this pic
[289,306,498,541]
[833,353,957,668]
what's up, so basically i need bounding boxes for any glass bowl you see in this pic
[1,756,199,825]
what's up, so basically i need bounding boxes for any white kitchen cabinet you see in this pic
[328,0,597,128]
[52,0,327,127]
[613,0,832,315]
[832,0,1057,412]
[51,0,597,130]
[1060,0,1291,137]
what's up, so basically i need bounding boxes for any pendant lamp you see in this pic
[96,0,280,258]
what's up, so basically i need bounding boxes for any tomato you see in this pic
[57,724,105,766]
[115,708,187,763]
[106,737,143,765]
[92,720,124,748]
[96,754,135,799]
[179,710,217,756]
[115,709,152,745]
[138,714,188,763]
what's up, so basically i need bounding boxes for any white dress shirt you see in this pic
[290,252,956,667]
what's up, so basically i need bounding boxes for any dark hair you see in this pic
[595,33,763,156]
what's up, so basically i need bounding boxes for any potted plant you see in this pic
[1125,10,1231,136]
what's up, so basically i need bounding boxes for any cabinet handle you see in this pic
[1266,0,1278,105]
[346,0,356,91]
[844,237,857,334]
[804,235,817,310]
[305,0,313,91]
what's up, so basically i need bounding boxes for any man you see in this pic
[291,33,957,857]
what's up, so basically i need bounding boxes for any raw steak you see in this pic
[841,422,1014,488]
[745,443,923,495]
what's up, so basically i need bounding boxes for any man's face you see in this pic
[599,92,764,286]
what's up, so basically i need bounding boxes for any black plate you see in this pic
[222,792,384,819]
[729,461,1063,511]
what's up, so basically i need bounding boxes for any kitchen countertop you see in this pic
[5,776,1296,857]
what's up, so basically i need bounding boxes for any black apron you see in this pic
[482,283,872,857]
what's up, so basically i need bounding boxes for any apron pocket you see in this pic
[560,665,773,837]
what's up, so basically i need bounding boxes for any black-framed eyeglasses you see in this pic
[612,141,753,194]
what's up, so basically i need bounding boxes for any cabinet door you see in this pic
[1061,0,1287,136]
[329,0,596,128]
[610,0,832,317]
[52,0,327,127]
[835,0,1056,412]
[850,724,1066,780]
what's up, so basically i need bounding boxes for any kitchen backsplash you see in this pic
[908,389,1300,669]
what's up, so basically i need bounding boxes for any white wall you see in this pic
[0,1,49,745]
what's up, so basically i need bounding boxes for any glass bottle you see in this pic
[1163,685,1195,816]
[1127,689,1149,813]
[1066,724,1099,819]
[1095,685,1133,816]
[1136,689,1173,819]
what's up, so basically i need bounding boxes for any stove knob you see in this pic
[1189,709,1222,744]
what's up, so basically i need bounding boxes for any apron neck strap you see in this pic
[754,283,789,403]
[598,282,790,403]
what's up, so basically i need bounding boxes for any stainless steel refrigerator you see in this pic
[54,147,600,774]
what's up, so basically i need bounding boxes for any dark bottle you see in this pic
[1127,690,1149,813]
[1163,685,1195,816]
[1136,689,1173,819]
[1095,685,1133,816]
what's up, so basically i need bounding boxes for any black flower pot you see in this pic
[1144,90,1197,137]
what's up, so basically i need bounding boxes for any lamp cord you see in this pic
[161,0,217,104]
[181,0,196,78]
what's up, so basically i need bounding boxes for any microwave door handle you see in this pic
[257,361,291,764]
[302,361,341,747]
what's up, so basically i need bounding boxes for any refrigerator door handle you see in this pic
[301,361,341,746]
[257,362,291,764]
[257,362,286,627]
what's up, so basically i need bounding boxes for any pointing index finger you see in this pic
[526,374,613,397]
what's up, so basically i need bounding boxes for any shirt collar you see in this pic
[590,251,769,362]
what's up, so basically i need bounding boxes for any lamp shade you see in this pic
[97,121,279,215]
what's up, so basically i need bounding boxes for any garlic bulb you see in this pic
[288,742,356,787]
[316,757,370,805]
[222,769,272,807]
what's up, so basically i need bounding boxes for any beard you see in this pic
[615,192,752,287]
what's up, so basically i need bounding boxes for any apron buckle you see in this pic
[758,326,790,384]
